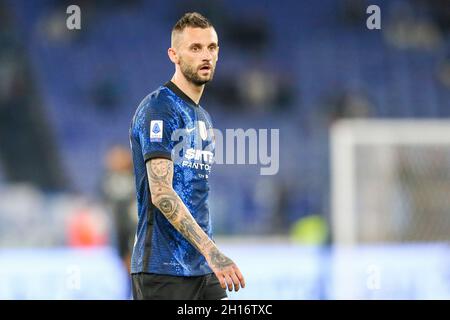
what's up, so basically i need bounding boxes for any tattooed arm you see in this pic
[146,158,245,292]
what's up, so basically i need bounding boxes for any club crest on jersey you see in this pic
[150,120,163,142]
[198,121,208,140]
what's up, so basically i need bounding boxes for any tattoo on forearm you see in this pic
[179,218,203,247]
[208,247,234,269]
[148,158,213,258]
[157,196,179,221]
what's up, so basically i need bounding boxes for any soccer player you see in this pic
[129,12,245,300]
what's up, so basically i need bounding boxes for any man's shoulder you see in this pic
[138,85,175,111]
[133,85,180,121]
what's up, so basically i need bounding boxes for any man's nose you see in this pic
[201,48,213,61]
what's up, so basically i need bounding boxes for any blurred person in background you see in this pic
[129,12,245,300]
[101,146,136,272]
[101,145,136,298]
[321,88,374,124]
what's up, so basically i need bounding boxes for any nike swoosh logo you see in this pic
[186,127,195,133]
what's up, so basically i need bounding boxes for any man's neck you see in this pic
[171,73,204,105]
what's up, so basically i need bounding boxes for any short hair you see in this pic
[171,12,214,47]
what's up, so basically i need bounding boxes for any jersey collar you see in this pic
[164,81,199,108]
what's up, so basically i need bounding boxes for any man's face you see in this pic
[173,27,219,86]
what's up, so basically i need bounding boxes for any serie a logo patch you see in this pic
[150,120,163,142]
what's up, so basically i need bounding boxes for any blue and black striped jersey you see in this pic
[129,81,215,276]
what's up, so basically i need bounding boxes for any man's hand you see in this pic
[205,246,245,292]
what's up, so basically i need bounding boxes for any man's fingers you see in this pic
[216,272,226,289]
[224,274,233,292]
[233,265,246,288]
[230,272,240,292]
[214,265,245,292]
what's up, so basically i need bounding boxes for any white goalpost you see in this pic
[331,119,450,245]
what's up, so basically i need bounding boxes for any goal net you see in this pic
[331,119,450,245]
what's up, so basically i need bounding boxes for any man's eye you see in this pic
[192,46,200,52]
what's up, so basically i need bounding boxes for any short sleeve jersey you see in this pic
[129,81,215,276]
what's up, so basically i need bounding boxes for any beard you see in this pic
[179,57,215,86]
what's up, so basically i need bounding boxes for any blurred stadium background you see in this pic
[0,0,449,299]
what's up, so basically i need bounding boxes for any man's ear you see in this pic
[168,47,179,64]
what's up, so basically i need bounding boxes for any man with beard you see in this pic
[129,12,245,300]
